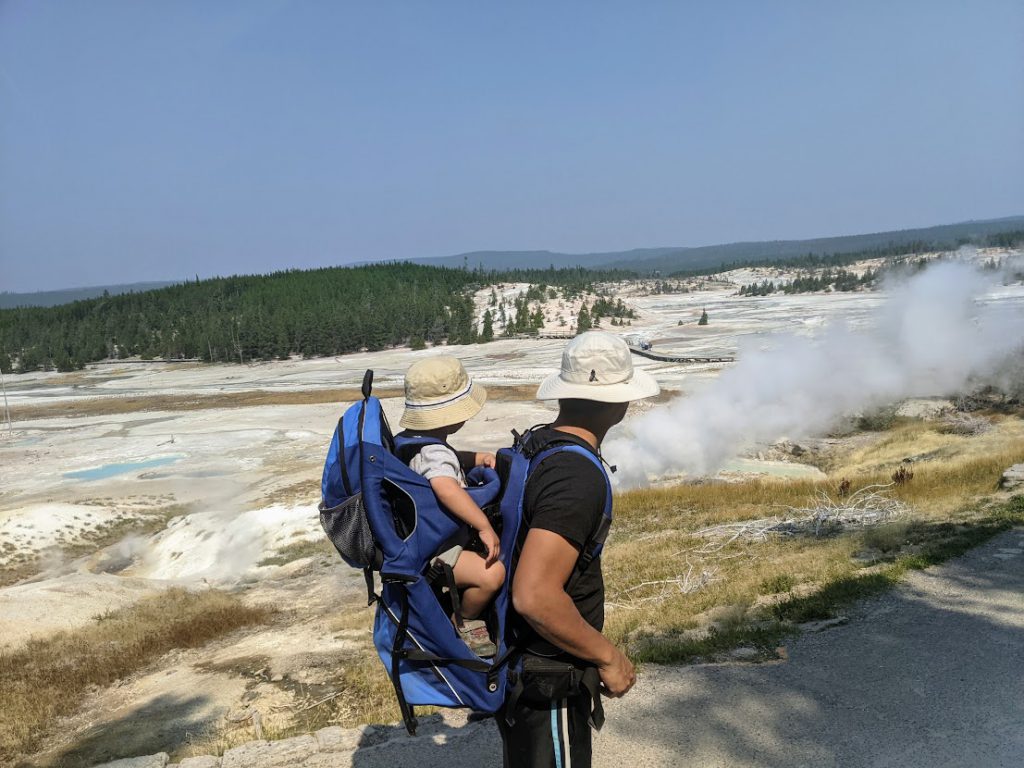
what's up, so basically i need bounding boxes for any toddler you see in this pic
[399,355,505,656]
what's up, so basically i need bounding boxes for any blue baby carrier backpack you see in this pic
[319,370,612,735]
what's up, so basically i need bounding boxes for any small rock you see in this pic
[220,741,269,768]
[799,616,849,633]
[896,398,953,419]
[91,755,169,768]
[261,735,317,765]
[316,724,384,752]
[1000,464,1024,490]
[730,647,759,660]
[314,727,351,752]
[177,757,221,768]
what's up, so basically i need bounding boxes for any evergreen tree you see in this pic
[577,304,592,333]
[698,309,709,326]
[481,309,494,342]
[0,263,642,371]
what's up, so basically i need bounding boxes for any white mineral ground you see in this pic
[0,248,1021,764]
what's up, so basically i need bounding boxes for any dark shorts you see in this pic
[497,655,603,768]
[497,691,593,768]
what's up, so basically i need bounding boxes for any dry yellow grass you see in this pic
[883,443,1024,513]
[831,415,1024,479]
[603,418,1024,659]
[603,502,1023,662]
[613,418,1024,531]
[0,589,273,764]
[9,383,553,421]
[9,387,403,421]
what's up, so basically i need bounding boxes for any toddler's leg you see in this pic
[453,551,506,619]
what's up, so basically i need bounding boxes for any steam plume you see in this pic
[607,261,1024,487]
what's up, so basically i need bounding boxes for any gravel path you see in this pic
[98,526,1024,768]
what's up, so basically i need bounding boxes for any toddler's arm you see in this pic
[456,450,497,470]
[429,477,500,566]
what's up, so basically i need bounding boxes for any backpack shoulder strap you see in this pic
[392,434,447,465]
[526,442,613,579]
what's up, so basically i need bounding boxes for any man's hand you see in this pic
[597,647,636,698]
[475,452,497,468]
[478,525,501,566]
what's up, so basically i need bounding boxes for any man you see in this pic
[498,331,660,768]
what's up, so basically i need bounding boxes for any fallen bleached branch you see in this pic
[607,562,720,610]
[695,483,908,544]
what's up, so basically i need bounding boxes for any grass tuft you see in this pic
[257,537,335,567]
[632,623,796,665]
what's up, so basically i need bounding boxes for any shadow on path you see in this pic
[39,694,213,768]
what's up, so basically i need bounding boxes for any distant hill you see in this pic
[410,247,683,271]
[0,281,179,309]
[7,215,1022,310]
[413,216,1024,274]
[604,216,1024,274]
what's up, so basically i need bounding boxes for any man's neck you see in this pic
[550,421,602,449]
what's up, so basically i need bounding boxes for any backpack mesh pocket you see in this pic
[319,492,378,569]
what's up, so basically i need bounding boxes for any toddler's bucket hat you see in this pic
[400,355,487,430]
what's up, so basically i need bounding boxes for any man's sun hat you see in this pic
[537,331,660,403]
[400,355,488,430]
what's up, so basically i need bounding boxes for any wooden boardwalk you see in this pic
[627,346,735,363]
[508,333,735,363]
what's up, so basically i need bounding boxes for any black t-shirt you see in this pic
[510,427,609,656]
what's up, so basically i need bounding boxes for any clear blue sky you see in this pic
[1,1,1022,292]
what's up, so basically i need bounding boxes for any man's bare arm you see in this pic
[512,528,635,697]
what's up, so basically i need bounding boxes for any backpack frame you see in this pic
[319,370,612,734]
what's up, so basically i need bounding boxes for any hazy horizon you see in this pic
[0,212,1018,297]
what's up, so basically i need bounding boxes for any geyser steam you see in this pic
[607,261,1024,487]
